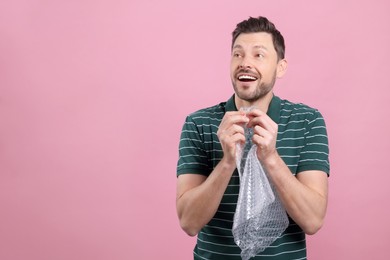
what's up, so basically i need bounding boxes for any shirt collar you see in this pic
[225,94,281,124]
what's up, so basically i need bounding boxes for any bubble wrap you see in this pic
[232,111,289,260]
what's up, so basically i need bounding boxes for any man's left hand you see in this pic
[246,109,279,163]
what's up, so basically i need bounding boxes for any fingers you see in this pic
[218,112,249,142]
[218,124,246,146]
[217,109,279,162]
[244,109,278,161]
[219,111,249,129]
[217,112,249,162]
[246,109,277,134]
[252,125,273,148]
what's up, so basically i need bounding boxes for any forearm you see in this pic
[263,154,328,235]
[177,159,236,236]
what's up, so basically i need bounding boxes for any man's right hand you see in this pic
[217,111,249,165]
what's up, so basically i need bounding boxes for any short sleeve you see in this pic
[296,110,330,175]
[177,116,210,176]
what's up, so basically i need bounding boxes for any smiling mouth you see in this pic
[237,74,258,82]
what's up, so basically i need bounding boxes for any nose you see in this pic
[239,57,252,69]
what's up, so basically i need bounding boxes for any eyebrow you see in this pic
[254,45,268,51]
[232,44,268,51]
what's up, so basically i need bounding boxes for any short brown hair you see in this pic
[232,16,285,60]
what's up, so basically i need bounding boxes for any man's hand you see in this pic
[246,109,279,163]
[217,111,249,165]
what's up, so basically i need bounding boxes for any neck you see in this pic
[234,92,274,113]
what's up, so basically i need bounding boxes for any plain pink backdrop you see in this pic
[1,0,389,259]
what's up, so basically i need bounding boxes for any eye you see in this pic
[255,53,264,58]
[233,52,242,58]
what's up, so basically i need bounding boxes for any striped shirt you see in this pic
[177,94,330,259]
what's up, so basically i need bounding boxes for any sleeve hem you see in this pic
[296,164,330,176]
[177,168,210,177]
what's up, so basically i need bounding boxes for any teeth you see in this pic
[238,75,257,80]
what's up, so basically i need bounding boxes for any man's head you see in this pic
[230,16,287,105]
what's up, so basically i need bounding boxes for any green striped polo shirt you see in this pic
[177,94,330,260]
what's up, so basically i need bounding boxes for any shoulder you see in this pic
[280,98,319,116]
[185,101,227,124]
[279,98,325,123]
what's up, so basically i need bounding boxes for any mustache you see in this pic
[235,69,261,78]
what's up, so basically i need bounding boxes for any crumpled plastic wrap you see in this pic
[232,107,289,260]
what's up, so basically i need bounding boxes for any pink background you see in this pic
[1,0,389,259]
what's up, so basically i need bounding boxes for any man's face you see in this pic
[230,32,283,103]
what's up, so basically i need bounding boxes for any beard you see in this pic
[232,71,277,103]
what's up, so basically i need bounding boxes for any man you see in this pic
[176,16,330,259]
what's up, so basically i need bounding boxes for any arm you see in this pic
[262,157,328,235]
[176,111,248,236]
[247,109,328,235]
[176,159,235,236]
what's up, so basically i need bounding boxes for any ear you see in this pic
[276,59,287,78]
